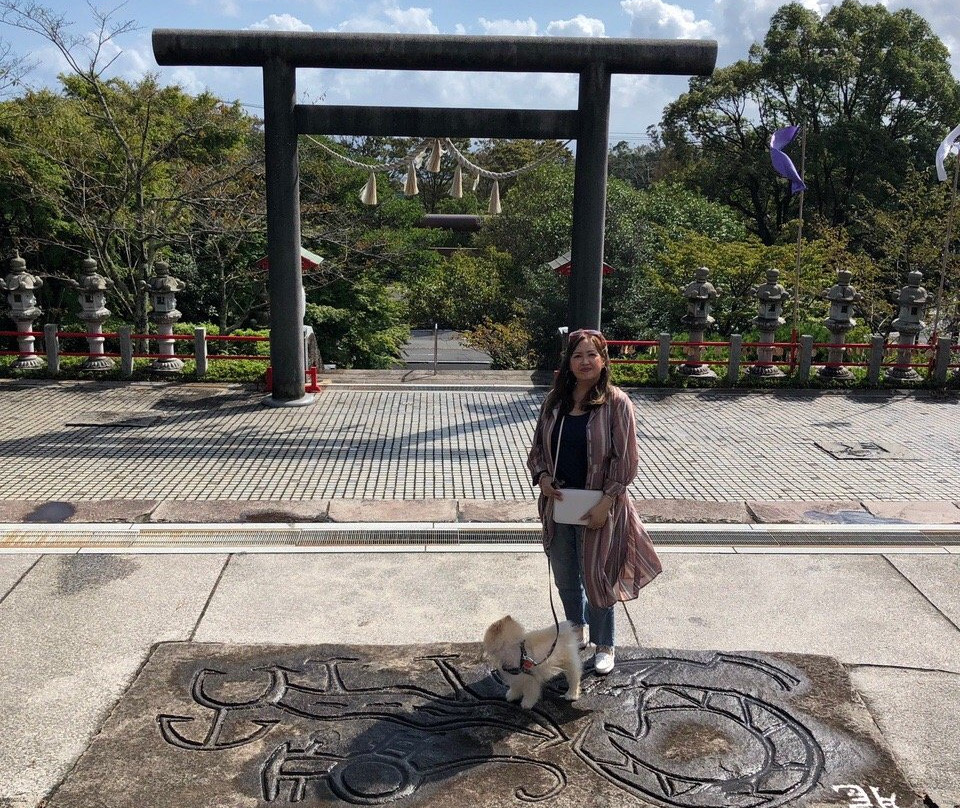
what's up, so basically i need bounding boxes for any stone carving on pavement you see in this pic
[832,786,901,808]
[159,653,570,804]
[156,650,831,806]
[571,653,823,807]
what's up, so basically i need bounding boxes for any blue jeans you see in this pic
[548,522,615,647]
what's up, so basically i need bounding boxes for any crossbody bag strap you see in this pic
[551,415,565,481]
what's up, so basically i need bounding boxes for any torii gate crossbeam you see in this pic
[153,30,716,404]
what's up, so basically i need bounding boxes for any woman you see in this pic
[527,329,661,675]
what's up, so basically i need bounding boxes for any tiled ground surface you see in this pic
[1,380,958,501]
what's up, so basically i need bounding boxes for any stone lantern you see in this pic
[678,266,718,379]
[887,270,930,383]
[0,252,44,369]
[142,261,185,374]
[69,256,114,371]
[818,270,862,381]
[748,268,790,378]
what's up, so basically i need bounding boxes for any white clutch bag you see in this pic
[553,488,604,525]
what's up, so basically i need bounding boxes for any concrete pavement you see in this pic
[0,376,957,806]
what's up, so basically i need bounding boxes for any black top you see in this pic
[550,412,589,489]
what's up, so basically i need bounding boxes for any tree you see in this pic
[476,165,751,361]
[607,132,672,190]
[854,166,958,334]
[405,247,516,329]
[661,0,960,242]
[0,2,259,330]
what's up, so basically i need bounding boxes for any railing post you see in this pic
[194,327,207,377]
[119,326,134,377]
[933,334,954,384]
[867,334,885,386]
[797,334,814,381]
[657,332,671,382]
[433,322,439,375]
[727,334,742,384]
[44,323,60,375]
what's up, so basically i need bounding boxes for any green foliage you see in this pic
[852,166,958,333]
[405,247,517,329]
[193,359,268,382]
[173,322,221,336]
[463,316,536,370]
[609,362,658,386]
[304,281,409,369]
[608,139,664,190]
[0,75,261,331]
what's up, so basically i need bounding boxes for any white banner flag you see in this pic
[935,123,960,181]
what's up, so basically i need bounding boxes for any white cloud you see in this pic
[546,15,606,37]
[336,2,439,34]
[384,5,439,33]
[477,17,538,36]
[621,0,714,39]
[249,14,314,32]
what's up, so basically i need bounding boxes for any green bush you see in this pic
[463,316,535,369]
[192,359,268,382]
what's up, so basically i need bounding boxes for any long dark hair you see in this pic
[543,330,612,414]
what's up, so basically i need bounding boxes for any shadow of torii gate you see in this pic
[152,30,716,405]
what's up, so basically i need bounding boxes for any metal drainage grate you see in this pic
[920,529,960,544]
[296,528,542,546]
[0,525,954,549]
[0,530,133,547]
[131,529,300,546]
[647,528,770,546]
[751,529,937,546]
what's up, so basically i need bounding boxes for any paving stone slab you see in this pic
[0,499,158,522]
[862,500,960,523]
[633,498,752,523]
[848,667,960,804]
[458,499,539,522]
[3,384,960,503]
[151,499,332,523]
[0,554,226,808]
[747,501,878,524]
[621,555,960,671]
[43,642,921,808]
[327,500,459,522]
[884,554,960,628]
[0,554,38,599]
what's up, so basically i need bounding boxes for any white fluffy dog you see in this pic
[482,615,582,709]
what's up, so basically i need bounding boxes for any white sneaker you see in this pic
[594,646,615,675]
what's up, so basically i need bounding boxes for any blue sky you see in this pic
[1,0,958,143]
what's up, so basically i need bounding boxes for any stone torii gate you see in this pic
[152,30,716,404]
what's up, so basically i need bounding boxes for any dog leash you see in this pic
[620,600,641,647]
[513,558,639,676]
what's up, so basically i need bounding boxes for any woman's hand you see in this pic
[583,495,614,529]
[539,475,562,499]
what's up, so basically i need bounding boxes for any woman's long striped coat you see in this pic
[527,385,662,608]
